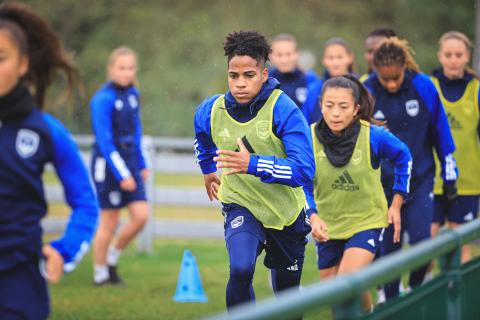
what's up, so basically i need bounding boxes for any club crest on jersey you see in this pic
[109,191,121,206]
[16,129,39,158]
[256,120,270,140]
[231,216,244,229]
[115,99,124,110]
[405,99,419,117]
[295,87,308,104]
[129,94,138,108]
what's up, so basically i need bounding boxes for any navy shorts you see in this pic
[433,195,479,225]
[223,203,311,270]
[316,228,382,269]
[91,148,146,209]
[0,260,49,320]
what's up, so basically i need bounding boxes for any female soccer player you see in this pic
[431,31,480,263]
[269,33,316,113]
[364,37,457,300]
[360,27,397,82]
[305,75,411,312]
[91,47,149,285]
[303,38,357,125]
[194,30,314,310]
[0,2,98,319]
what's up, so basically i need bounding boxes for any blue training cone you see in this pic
[173,249,208,302]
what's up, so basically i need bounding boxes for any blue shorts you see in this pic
[0,260,49,320]
[223,203,311,270]
[91,148,146,209]
[316,229,382,269]
[433,195,479,225]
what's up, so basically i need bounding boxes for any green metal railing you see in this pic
[208,219,480,320]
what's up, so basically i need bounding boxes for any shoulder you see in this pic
[41,112,71,139]
[196,95,221,114]
[91,83,116,106]
[274,90,300,114]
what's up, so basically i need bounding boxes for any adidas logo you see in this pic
[447,113,462,129]
[373,110,385,120]
[331,170,360,191]
[219,128,231,138]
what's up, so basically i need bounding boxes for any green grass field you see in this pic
[49,239,331,320]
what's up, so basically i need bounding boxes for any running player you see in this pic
[364,37,458,300]
[91,47,150,286]
[305,75,411,312]
[431,31,480,263]
[194,30,314,311]
[0,2,98,319]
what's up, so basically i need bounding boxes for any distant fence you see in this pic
[45,135,218,253]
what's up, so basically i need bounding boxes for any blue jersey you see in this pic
[304,124,412,216]
[90,82,147,182]
[0,88,98,272]
[364,70,457,194]
[194,77,315,189]
[302,79,324,125]
[269,68,316,110]
[432,68,480,139]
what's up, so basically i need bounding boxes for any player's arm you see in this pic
[43,114,99,282]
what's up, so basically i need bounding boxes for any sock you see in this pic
[94,265,109,283]
[107,247,122,266]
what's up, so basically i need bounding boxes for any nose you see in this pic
[236,76,246,88]
[387,81,398,92]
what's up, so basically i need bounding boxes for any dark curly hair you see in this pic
[223,30,270,65]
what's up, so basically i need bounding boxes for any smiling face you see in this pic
[0,30,28,97]
[376,64,405,94]
[438,38,470,79]
[227,55,268,104]
[270,40,298,73]
[321,87,359,135]
[108,53,137,87]
[323,44,353,77]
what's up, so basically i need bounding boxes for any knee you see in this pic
[230,262,255,281]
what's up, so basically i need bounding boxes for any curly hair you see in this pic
[373,37,420,73]
[223,30,270,65]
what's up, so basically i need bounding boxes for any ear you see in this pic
[353,104,360,116]
[18,54,29,77]
[262,67,269,83]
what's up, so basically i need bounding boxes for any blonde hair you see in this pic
[373,37,420,73]
[107,46,138,85]
[438,31,478,79]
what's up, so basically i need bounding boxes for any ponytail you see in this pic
[373,37,420,73]
[0,1,78,108]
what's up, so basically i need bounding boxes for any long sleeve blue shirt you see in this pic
[194,77,315,189]
[90,82,147,182]
[304,124,412,216]
[364,70,457,193]
[269,67,316,109]
[0,108,99,272]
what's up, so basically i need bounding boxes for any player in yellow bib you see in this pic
[193,31,314,311]
[304,75,412,312]
[431,31,480,263]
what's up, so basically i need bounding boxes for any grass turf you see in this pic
[49,238,331,320]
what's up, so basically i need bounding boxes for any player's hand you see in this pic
[42,244,64,284]
[388,194,403,243]
[204,172,221,201]
[214,138,250,175]
[443,182,458,202]
[141,169,150,182]
[120,176,137,191]
[310,213,329,242]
